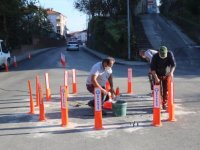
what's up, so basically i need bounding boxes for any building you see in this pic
[147,0,159,13]
[69,30,87,43]
[134,0,148,15]
[46,8,68,39]
[134,0,159,15]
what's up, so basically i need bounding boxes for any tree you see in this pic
[160,0,200,16]
[0,0,54,48]
[0,0,22,45]
[74,0,126,18]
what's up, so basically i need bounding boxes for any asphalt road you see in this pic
[0,15,200,150]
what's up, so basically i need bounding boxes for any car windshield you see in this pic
[1,42,7,52]
[68,42,78,44]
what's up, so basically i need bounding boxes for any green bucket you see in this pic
[112,100,127,117]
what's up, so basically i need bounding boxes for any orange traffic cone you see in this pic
[45,73,51,101]
[38,84,46,121]
[60,86,69,127]
[167,77,176,122]
[60,53,66,67]
[13,56,17,67]
[72,69,77,94]
[28,80,35,114]
[5,60,8,72]
[35,75,39,107]
[64,71,69,97]
[94,88,103,130]
[105,81,110,92]
[127,68,133,94]
[116,87,120,96]
[152,85,162,127]
[103,92,112,110]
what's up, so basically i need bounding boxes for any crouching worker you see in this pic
[86,57,116,108]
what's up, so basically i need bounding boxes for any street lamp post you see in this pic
[127,0,131,60]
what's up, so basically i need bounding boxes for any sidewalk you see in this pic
[10,45,147,67]
[9,47,55,65]
[82,46,147,66]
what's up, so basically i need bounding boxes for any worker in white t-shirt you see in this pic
[139,49,158,94]
[86,57,115,107]
[139,49,158,63]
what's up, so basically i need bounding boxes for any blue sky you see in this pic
[39,0,87,33]
[38,0,160,32]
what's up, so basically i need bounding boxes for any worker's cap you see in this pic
[159,46,168,58]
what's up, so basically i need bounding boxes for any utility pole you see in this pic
[127,0,131,60]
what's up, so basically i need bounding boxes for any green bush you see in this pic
[88,17,129,59]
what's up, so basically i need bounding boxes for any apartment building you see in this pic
[46,8,68,38]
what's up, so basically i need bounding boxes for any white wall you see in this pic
[73,32,87,42]
[47,13,67,38]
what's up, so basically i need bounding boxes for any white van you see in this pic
[0,39,11,68]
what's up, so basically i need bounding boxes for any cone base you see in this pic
[168,118,177,122]
[61,124,68,127]
[94,127,103,130]
[46,89,51,101]
[39,118,46,121]
[28,112,35,115]
[152,123,162,127]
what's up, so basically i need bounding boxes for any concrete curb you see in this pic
[10,47,56,65]
[82,46,147,66]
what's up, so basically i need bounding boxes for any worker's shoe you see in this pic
[88,100,94,108]
[162,103,167,110]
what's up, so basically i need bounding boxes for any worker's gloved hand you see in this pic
[109,88,116,98]
[155,77,160,84]
[102,89,108,95]
[166,72,174,78]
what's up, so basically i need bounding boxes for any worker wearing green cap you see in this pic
[150,46,176,110]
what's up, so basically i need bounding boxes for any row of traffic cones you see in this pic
[3,53,32,72]
[28,80,70,126]
[105,68,133,95]
[27,70,77,126]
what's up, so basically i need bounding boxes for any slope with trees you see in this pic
[160,0,200,44]
[75,0,141,59]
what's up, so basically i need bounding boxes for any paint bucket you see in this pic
[112,100,127,117]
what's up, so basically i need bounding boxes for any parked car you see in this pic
[0,39,11,68]
[66,41,79,51]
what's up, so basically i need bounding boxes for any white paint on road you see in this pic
[123,126,142,133]
[175,104,196,115]
[2,95,196,140]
